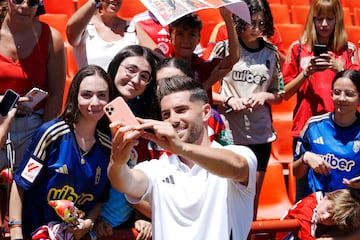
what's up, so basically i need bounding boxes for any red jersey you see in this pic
[133,11,173,58]
[282,41,360,137]
[0,23,50,103]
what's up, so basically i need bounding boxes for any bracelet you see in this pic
[8,220,22,227]
[302,69,309,78]
[223,96,234,107]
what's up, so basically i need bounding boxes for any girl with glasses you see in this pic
[281,0,360,201]
[293,69,360,202]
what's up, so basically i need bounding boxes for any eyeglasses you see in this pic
[249,20,266,31]
[12,0,39,8]
[331,89,358,98]
[120,64,152,84]
[313,17,336,25]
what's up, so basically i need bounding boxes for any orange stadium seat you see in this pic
[257,161,293,220]
[354,8,360,26]
[346,26,360,45]
[282,0,311,7]
[269,4,291,24]
[290,5,309,25]
[197,8,224,51]
[341,0,360,12]
[276,23,303,52]
[343,7,353,26]
[43,0,75,17]
[65,45,78,79]
[38,13,69,43]
[117,0,147,20]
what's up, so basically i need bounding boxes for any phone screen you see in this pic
[314,44,328,57]
[0,89,19,116]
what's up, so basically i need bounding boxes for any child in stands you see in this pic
[278,188,360,240]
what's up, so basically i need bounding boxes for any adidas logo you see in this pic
[313,137,324,144]
[158,28,169,35]
[55,165,69,174]
[162,175,175,184]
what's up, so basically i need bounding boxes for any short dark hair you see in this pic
[156,58,194,78]
[332,69,360,93]
[169,13,203,35]
[157,76,208,104]
[232,0,274,38]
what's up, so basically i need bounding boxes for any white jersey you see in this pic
[74,21,138,71]
[127,142,257,240]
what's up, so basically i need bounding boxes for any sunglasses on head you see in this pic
[12,0,40,8]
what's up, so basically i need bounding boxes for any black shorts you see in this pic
[247,142,272,172]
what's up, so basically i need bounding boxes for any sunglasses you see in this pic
[12,0,40,8]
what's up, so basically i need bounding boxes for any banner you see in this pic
[139,0,250,26]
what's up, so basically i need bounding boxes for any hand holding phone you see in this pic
[22,87,48,109]
[0,89,20,116]
[103,97,139,126]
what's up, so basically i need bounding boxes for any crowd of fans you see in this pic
[1,0,360,239]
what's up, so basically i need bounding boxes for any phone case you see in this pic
[22,87,48,109]
[0,89,20,116]
[103,97,139,126]
[314,44,327,57]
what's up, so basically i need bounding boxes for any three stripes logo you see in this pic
[162,175,175,184]
[313,137,324,144]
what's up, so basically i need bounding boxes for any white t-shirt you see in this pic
[127,142,257,240]
[74,21,138,71]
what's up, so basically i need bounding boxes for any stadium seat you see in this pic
[354,8,360,26]
[343,7,353,26]
[287,162,296,204]
[197,8,224,51]
[346,26,360,46]
[65,45,78,79]
[257,161,293,220]
[282,0,311,7]
[269,4,291,24]
[117,0,147,20]
[341,0,360,12]
[43,0,75,17]
[290,5,309,25]
[38,13,69,43]
[276,23,303,52]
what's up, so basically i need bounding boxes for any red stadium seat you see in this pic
[43,0,75,17]
[38,13,69,43]
[257,161,293,220]
[276,23,303,52]
[270,4,291,24]
[290,5,309,25]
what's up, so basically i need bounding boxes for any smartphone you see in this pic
[349,175,360,183]
[103,97,139,126]
[0,89,20,116]
[314,44,328,57]
[22,87,48,109]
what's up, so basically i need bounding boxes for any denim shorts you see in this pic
[0,110,43,170]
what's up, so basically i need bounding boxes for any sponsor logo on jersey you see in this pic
[48,185,94,205]
[21,158,43,183]
[162,175,175,184]
[353,141,360,153]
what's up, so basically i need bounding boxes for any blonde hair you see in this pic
[326,189,360,233]
[302,0,347,52]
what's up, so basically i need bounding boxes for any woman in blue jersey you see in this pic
[9,65,115,240]
[293,69,360,197]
